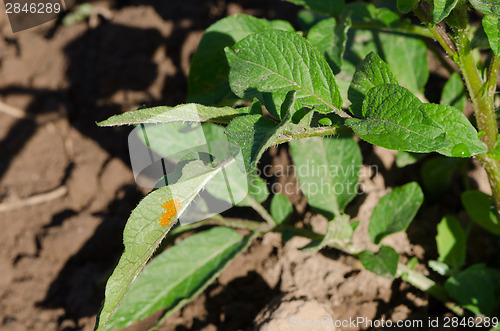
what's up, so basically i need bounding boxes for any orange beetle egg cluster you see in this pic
[159,199,181,226]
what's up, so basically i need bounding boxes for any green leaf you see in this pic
[421,157,463,197]
[225,29,343,116]
[368,182,424,244]
[290,136,362,218]
[462,190,500,235]
[433,0,460,22]
[359,246,399,279]
[307,17,350,75]
[95,160,241,330]
[285,0,345,15]
[345,84,447,153]
[270,193,293,225]
[300,214,353,252]
[397,0,418,13]
[424,104,487,157]
[436,216,466,269]
[348,52,398,117]
[225,91,296,171]
[103,227,254,330]
[395,151,426,168]
[469,0,500,17]
[378,34,429,98]
[188,14,294,105]
[97,104,247,127]
[483,15,500,55]
[441,72,467,112]
[445,264,498,315]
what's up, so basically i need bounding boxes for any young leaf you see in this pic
[397,0,418,13]
[359,246,399,279]
[483,15,500,55]
[345,84,447,153]
[285,0,345,16]
[441,72,467,112]
[95,160,240,330]
[290,136,362,219]
[102,227,254,330]
[270,193,293,225]
[444,264,498,315]
[188,14,294,105]
[97,104,247,127]
[433,0,460,22]
[307,17,350,75]
[436,216,466,269]
[469,0,500,17]
[368,182,424,244]
[225,29,343,115]
[348,52,398,117]
[461,190,500,235]
[300,214,353,252]
[225,91,296,170]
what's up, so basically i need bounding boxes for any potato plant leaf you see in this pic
[97,104,248,127]
[359,246,399,279]
[300,214,353,252]
[368,182,424,244]
[225,29,343,116]
[270,193,293,225]
[441,72,467,111]
[483,15,500,55]
[290,136,362,219]
[104,227,254,330]
[225,91,296,171]
[436,216,466,269]
[345,84,448,153]
[421,157,463,197]
[307,17,350,75]
[285,0,345,15]
[426,104,485,157]
[445,264,499,315]
[188,14,294,105]
[95,159,239,330]
[469,0,500,16]
[433,0,460,22]
[461,190,500,235]
[348,52,398,117]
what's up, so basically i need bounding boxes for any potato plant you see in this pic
[95,0,500,329]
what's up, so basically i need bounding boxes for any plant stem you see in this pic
[351,22,434,39]
[249,198,277,226]
[273,125,353,146]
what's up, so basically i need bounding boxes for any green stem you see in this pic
[351,22,434,39]
[249,198,277,226]
[272,125,353,146]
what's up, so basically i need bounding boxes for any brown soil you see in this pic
[0,1,494,331]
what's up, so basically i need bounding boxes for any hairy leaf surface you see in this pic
[225,29,343,115]
[188,14,294,105]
